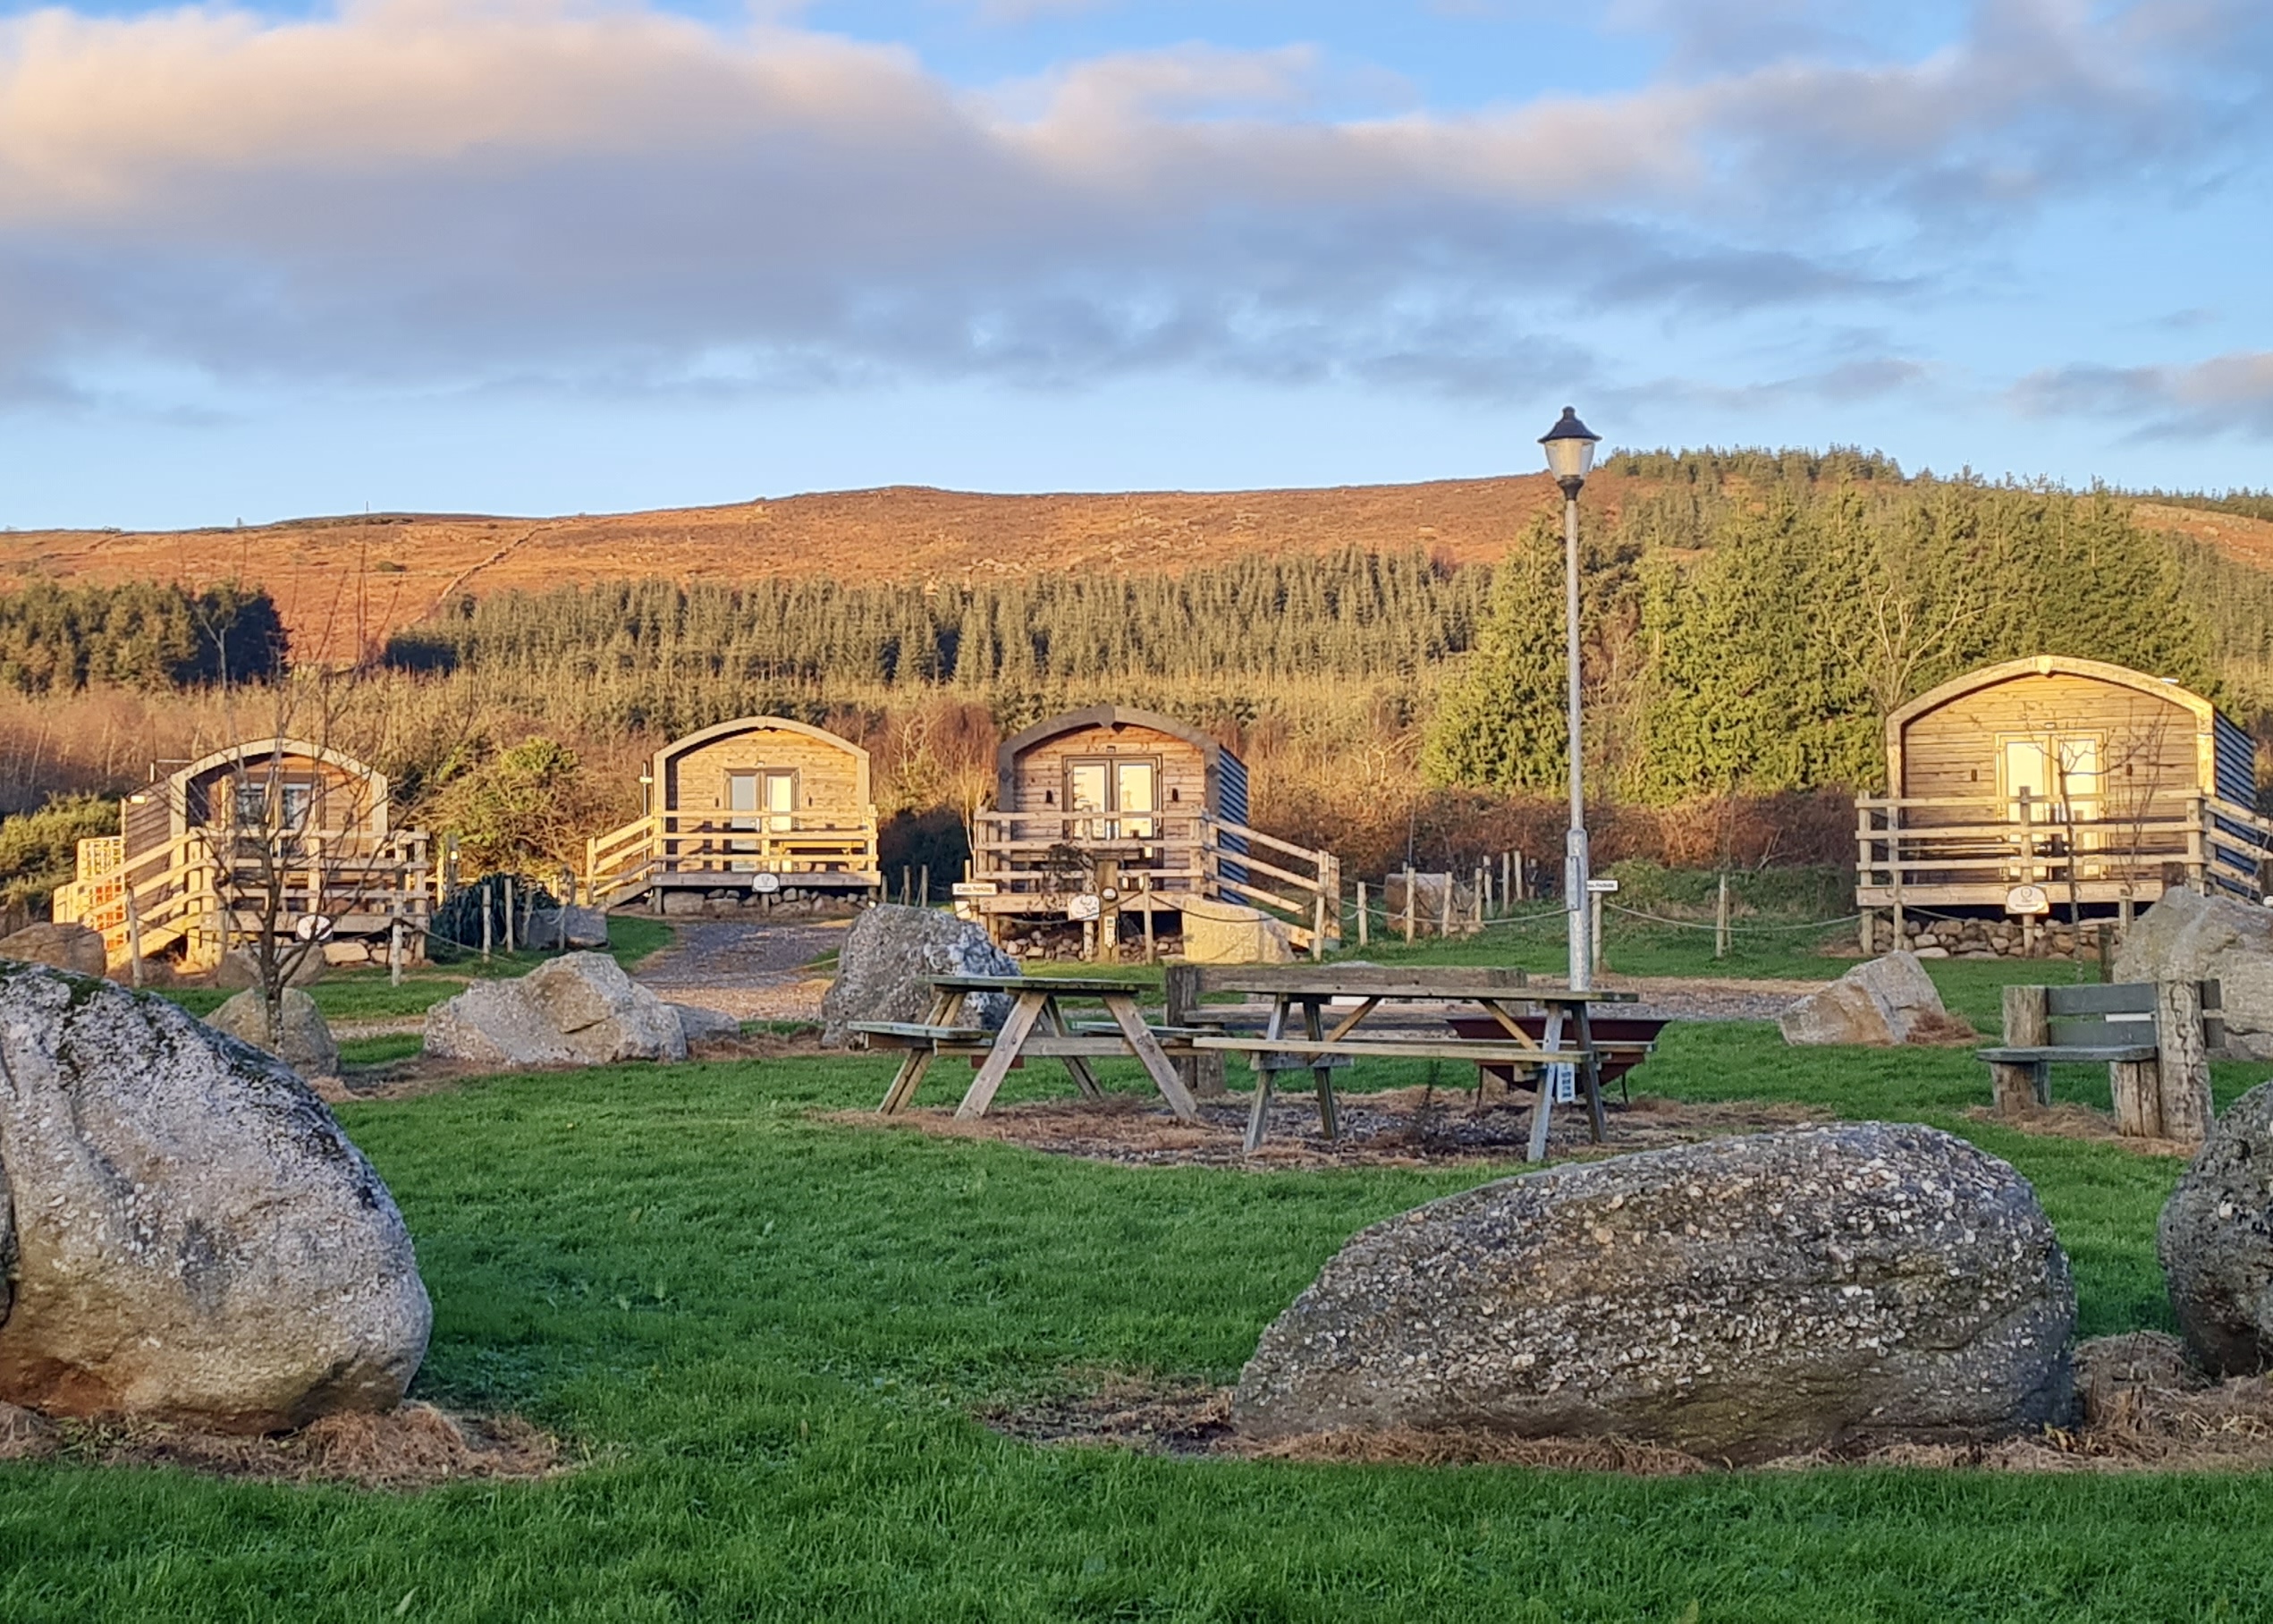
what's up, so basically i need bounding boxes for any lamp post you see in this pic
[1540,406,1600,991]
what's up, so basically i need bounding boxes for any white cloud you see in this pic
[0,0,2260,410]
[2013,352,2273,439]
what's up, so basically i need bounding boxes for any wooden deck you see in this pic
[1855,792,2272,927]
[53,829,435,971]
[964,809,1341,953]
[583,810,881,908]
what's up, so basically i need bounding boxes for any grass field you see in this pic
[4,943,2270,1620]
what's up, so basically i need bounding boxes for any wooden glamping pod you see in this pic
[1855,655,2271,946]
[968,704,1341,955]
[51,737,434,971]
[584,715,880,909]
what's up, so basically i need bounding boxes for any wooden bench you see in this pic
[1977,979,2219,1143]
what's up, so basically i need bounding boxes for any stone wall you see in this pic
[1867,913,2123,960]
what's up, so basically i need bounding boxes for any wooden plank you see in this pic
[878,986,959,1112]
[1243,995,1288,1155]
[1302,996,1340,1141]
[2045,983,2156,1016]
[928,974,1150,994]
[1191,1036,1575,1063]
[1976,1045,2159,1063]
[1039,995,1104,1101]
[954,994,1049,1119]
[848,1021,993,1043]
[1191,965,1528,994]
[1100,993,1202,1123]
[1526,1006,1566,1163]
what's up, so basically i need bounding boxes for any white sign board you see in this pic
[1066,894,1103,922]
[951,880,999,898]
[2005,884,2051,917]
[292,914,335,942]
[750,873,782,894]
[1585,878,1621,894]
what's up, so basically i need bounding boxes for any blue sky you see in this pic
[0,0,2266,529]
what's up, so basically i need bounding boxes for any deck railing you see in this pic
[968,810,1342,951]
[583,810,881,908]
[53,828,435,970]
[1854,792,2273,910]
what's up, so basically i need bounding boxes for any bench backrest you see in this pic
[2032,979,2223,1050]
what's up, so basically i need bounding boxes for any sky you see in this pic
[0,0,2267,529]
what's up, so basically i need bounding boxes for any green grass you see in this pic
[159,917,678,1022]
[6,1025,2273,1620]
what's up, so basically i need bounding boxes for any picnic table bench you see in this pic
[1171,967,1637,1158]
[857,974,1201,1122]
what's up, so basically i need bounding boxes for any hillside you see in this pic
[0,476,1573,662]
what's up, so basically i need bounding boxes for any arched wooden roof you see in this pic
[995,705,1225,781]
[654,715,870,769]
[1886,656,2215,740]
[167,737,389,836]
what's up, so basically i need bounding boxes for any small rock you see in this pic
[669,1002,743,1045]
[1779,952,1966,1046]
[0,922,107,978]
[205,987,340,1078]
[214,945,325,990]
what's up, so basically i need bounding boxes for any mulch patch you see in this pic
[1962,1101,2200,1158]
[0,1400,565,1489]
[985,1334,2273,1475]
[829,1089,1834,1170]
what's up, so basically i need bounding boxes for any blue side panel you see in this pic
[1216,749,1249,888]
[2215,714,2259,808]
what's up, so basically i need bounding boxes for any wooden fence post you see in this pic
[1438,875,1452,940]
[1590,890,1606,977]
[1356,881,1369,947]
[1402,867,1415,945]
[1714,872,1730,961]
[503,877,517,953]
[2155,978,2214,1147]
[1992,985,2049,1115]
[389,915,404,986]
[1164,963,1224,1098]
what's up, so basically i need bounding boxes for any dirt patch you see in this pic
[0,1400,563,1489]
[1962,1101,2198,1158]
[988,1334,2273,1475]
[828,1089,1833,1170]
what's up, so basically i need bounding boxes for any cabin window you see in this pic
[233,782,267,828]
[729,771,799,835]
[1064,757,1159,842]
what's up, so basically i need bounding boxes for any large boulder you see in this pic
[0,961,429,1431]
[1779,952,1965,1046]
[2115,888,2273,1059]
[205,987,340,1078]
[424,951,687,1067]
[0,923,107,978]
[821,905,1018,1046]
[1233,1122,2074,1463]
[2159,1080,2273,1374]
[213,946,325,991]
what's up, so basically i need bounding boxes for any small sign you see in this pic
[1585,878,1621,894]
[293,914,335,942]
[951,880,998,898]
[2005,884,2051,917]
[750,873,782,894]
[1066,894,1103,922]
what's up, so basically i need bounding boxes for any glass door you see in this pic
[764,771,797,833]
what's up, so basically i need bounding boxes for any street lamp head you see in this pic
[1539,406,1600,491]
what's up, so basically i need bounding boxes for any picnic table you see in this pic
[858,974,1201,1122]
[1185,973,1638,1158]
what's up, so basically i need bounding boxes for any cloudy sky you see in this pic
[0,0,2267,527]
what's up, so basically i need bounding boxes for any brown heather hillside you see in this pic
[0,476,1580,662]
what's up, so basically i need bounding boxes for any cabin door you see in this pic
[2002,735,2101,880]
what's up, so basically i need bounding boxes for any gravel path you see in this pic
[630,918,848,1023]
